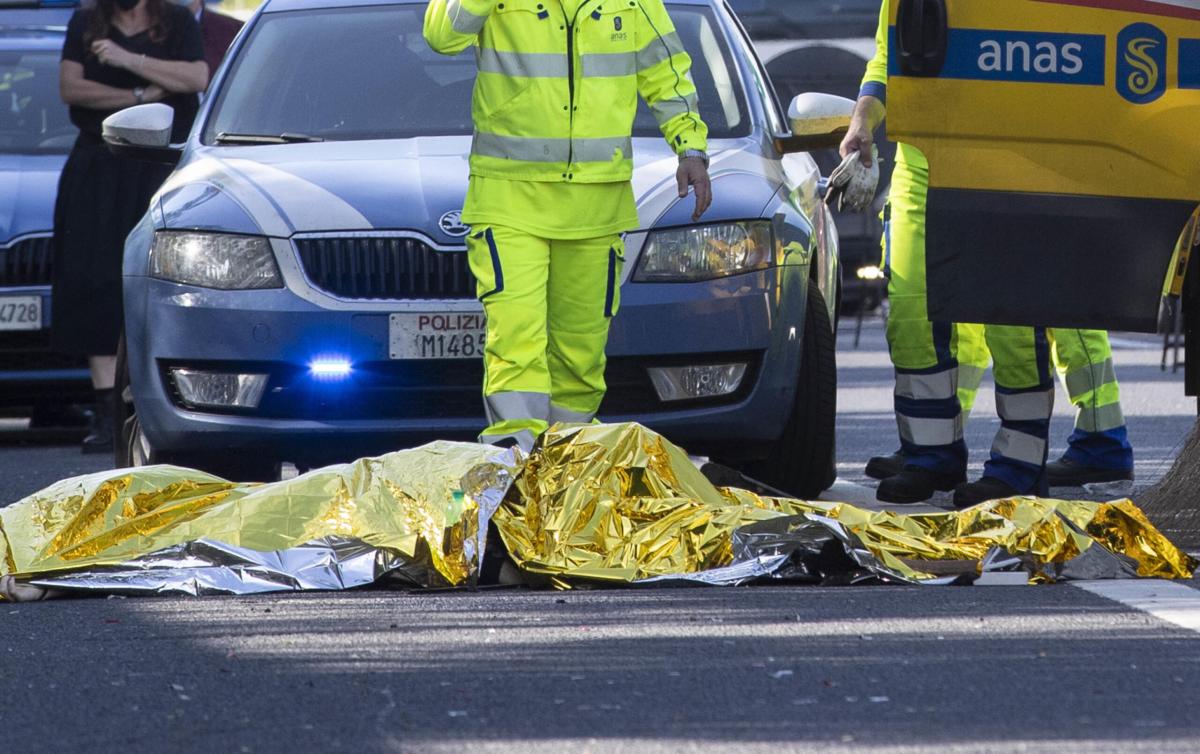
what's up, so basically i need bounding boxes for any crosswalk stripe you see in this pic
[1071,580,1200,634]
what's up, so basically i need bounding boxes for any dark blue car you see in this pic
[0,2,90,423]
[109,0,847,497]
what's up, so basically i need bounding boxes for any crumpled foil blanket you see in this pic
[0,441,515,600]
[0,423,1192,601]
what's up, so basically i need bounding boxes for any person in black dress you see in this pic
[54,0,207,453]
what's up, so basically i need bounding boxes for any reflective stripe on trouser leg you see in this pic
[983,325,1053,493]
[885,155,967,475]
[1049,328,1134,471]
[546,234,624,425]
[467,225,552,449]
[955,322,989,418]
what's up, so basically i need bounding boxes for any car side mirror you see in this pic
[774,93,855,154]
[102,104,182,164]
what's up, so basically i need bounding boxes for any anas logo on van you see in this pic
[895,28,1106,86]
[1117,23,1166,104]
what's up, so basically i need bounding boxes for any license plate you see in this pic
[389,312,486,360]
[0,295,42,331]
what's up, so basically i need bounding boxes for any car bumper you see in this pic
[0,286,91,411]
[126,265,808,465]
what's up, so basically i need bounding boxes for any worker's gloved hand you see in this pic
[677,157,712,221]
[825,145,879,213]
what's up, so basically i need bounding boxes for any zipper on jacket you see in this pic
[564,3,586,177]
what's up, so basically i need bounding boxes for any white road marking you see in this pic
[1071,580,1200,634]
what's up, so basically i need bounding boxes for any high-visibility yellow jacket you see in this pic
[424,0,709,183]
[859,2,925,170]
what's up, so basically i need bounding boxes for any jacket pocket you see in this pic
[476,0,557,120]
[468,227,506,301]
[580,3,638,57]
[604,241,626,318]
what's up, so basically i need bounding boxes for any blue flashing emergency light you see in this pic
[309,357,352,379]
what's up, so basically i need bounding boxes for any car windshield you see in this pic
[203,3,749,144]
[727,0,879,40]
[0,47,76,153]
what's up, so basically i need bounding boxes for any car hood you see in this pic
[0,153,66,243]
[158,136,776,242]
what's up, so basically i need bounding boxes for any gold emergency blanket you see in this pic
[0,442,514,599]
[0,423,1192,600]
[495,424,1196,586]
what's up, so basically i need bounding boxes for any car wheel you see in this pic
[113,333,280,483]
[114,333,147,468]
[743,279,838,499]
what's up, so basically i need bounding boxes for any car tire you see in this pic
[743,279,837,499]
[113,333,280,483]
[114,333,146,468]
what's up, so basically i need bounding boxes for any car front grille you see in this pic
[0,235,54,287]
[294,236,475,300]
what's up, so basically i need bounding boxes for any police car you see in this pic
[0,0,89,426]
[109,0,850,496]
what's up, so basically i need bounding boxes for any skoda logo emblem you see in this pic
[439,210,471,238]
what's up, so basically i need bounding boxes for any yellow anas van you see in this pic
[884,0,1199,338]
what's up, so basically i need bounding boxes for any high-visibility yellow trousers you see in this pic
[884,152,1053,492]
[956,327,1133,471]
[466,225,624,450]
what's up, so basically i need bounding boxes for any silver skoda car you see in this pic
[108,0,849,497]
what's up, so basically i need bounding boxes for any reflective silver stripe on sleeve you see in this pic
[895,369,957,402]
[449,0,488,34]
[479,48,569,78]
[582,51,637,78]
[991,428,1048,466]
[549,404,595,425]
[572,136,632,163]
[636,30,686,70]
[473,133,570,163]
[896,415,963,447]
[1064,358,1118,400]
[484,391,551,424]
[478,429,539,454]
[1076,402,1126,433]
[647,92,700,127]
[994,389,1055,422]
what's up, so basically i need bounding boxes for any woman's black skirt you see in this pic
[51,132,172,355]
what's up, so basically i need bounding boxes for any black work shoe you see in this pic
[953,476,1022,509]
[877,467,966,504]
[865,450,906,481]
[1046,458,1134,487]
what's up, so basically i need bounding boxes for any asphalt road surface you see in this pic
[2,318,1198,754]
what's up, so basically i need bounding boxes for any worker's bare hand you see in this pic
[91,39,137,70]
[839,115,874,167]
[677,157,712,221]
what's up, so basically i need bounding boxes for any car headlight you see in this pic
[633,221,774,282]
[151,232,282,290]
